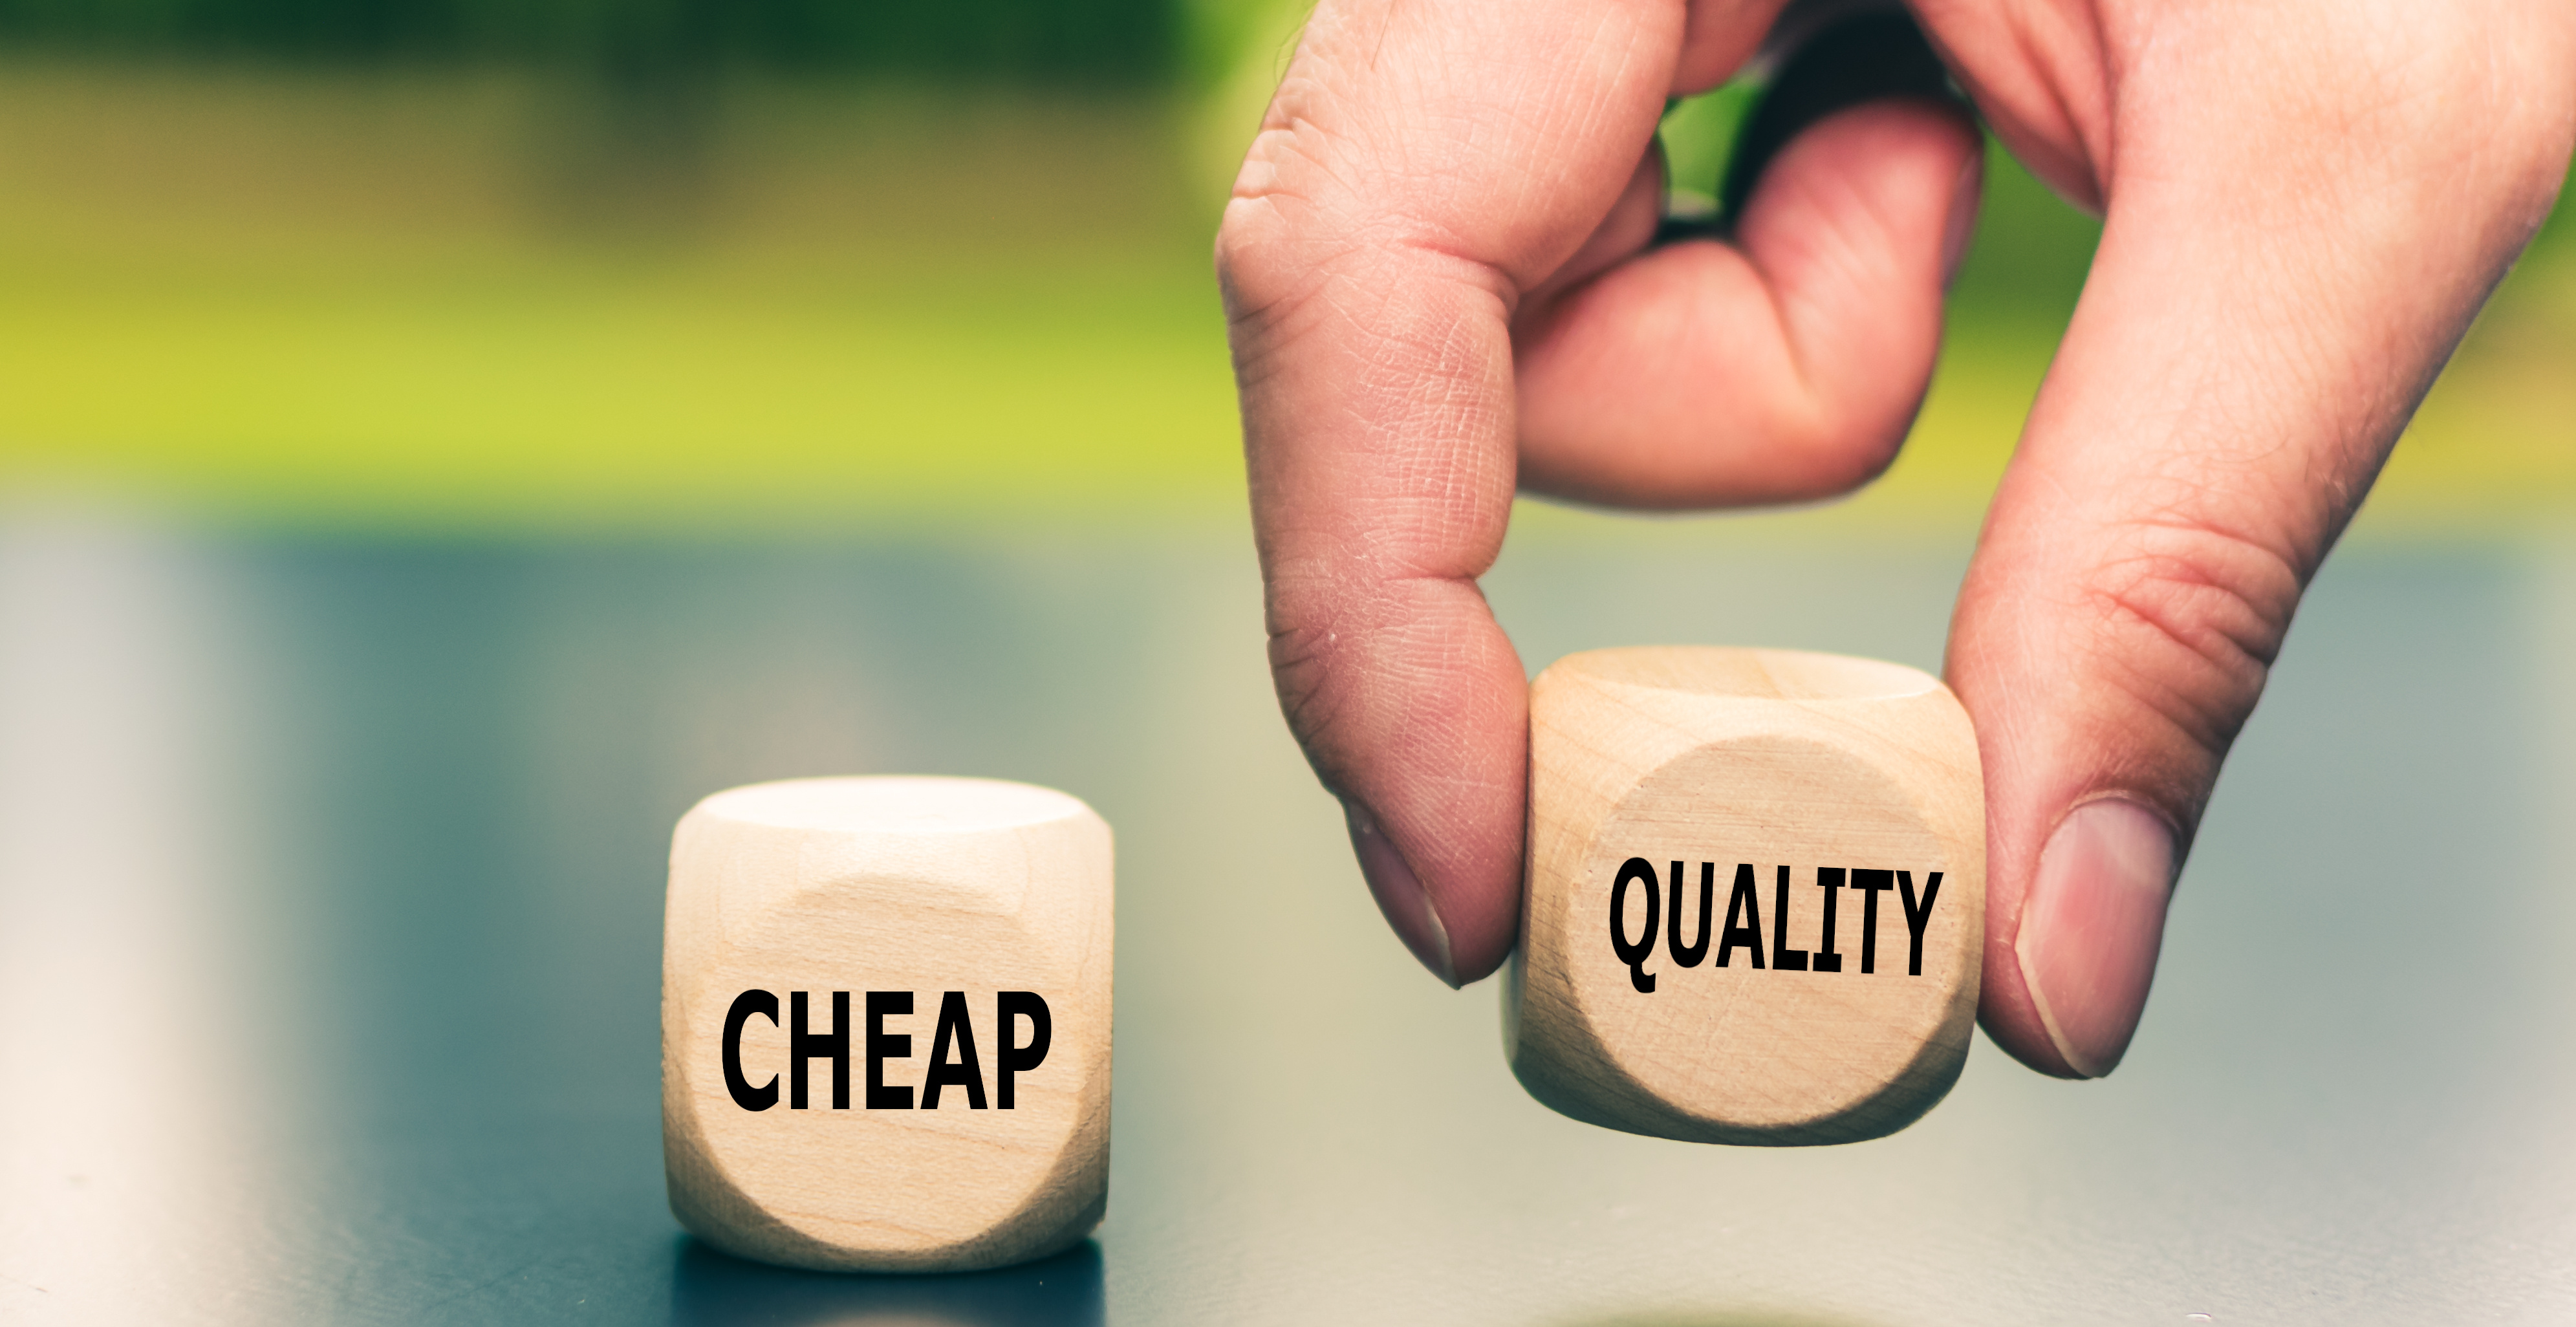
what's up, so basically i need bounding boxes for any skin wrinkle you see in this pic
[1218,207,1381,341]
[1267,574,1504,771]
[2035,298,2360,554]
[1229,5,1679,391]
[1978,500,2305,834]
[1560,10,1664,199]
[1519,146,1666,313]
[1376,726,1521,852]
[1914,0,2114,210]
[2085,565,2280,753]
[2064,232,2420,574]
[1517,98,1973,508]
[1253,269,1507,478]
[1245,98,1354,202]
[1309,70,1510,265]
[1222,0,2576,1008]
[1340,13,1663,283]
[2057,9,2116,197]
[1751,122,1932,406]
[1266,640,1347,764]
[1238,276,1356,393]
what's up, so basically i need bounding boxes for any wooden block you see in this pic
[662,775,1112,1271]
[1505,647,1984,1145]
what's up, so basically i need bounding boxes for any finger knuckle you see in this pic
[2077,517,2304,759]
[1260,555,1374,784]
[1266,622,1350,776]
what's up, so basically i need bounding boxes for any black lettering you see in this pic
[1667,861,1713,967]
[722,989,779,1112]
[1850,869,1894,973]
[921,991,989,1110]
[866,991,914,1110]
[1715,863,1765,968]
[790,990,849,1110]
[996,991,1051,1110]
[1609,857,1660,993]
[1811,867,1846,973]
[1898,870,1944,976]
[1771,865,1809,971]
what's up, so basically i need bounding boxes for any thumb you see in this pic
[1949,34,2571,1077]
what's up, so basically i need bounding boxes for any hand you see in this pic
[1217,0,2574,1075]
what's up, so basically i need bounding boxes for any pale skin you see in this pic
[1217,0,2576,1078]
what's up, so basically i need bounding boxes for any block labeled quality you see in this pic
[664,776,1112,1272]
[1506,647,1983,1145]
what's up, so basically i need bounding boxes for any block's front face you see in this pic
[662,777,1112,1272]
[1570,736,1973,1138]
[1510,648,1982,1146]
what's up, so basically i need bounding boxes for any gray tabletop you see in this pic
[3,506,2571,1324]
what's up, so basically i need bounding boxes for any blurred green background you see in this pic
[0,0,2564,531]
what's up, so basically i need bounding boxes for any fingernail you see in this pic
[1940,151,1983,292]
[1345,801,1457,987]
[2015,798,2176,1077]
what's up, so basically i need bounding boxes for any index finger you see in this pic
[1217,0,1724,982]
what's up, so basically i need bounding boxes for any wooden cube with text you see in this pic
[663,775,1112,1272]
[1506,647,1983,1145]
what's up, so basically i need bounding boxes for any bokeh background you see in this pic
[5,6,2576,1324]
[0,0,2563,528]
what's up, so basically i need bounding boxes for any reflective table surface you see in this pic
[3,505,2573,1324]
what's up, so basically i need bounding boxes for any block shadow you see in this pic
[667,1236,1103,1327]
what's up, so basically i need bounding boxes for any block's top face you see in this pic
[673,776,1112,929]
[1553,645,1940,705]
[692,775,1094,838]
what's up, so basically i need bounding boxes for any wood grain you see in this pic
[662,775,1112,1271]
[1506,647,1983,1145]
